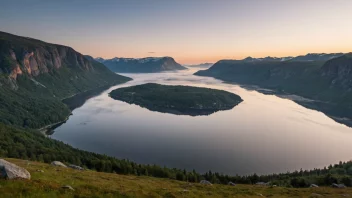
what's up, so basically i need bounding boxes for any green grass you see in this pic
[1,159,351,198]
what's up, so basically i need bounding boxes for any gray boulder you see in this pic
[310,184,319,188]
[0,159,31,179]
[51,161,67,168]
[200,180,212,185]
[68,164,84,170]
[61,185,74,191]
[332,183,346,188]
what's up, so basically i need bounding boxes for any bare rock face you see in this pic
[9,65,22,80]
[8,50,22,80]
[1,34,96,81]
[0,159,31,179]
[51,161,67,168]
[23,52,34,75]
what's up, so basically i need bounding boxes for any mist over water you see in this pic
[51,67,352,175]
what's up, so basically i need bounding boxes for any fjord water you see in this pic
[51,67,352,175]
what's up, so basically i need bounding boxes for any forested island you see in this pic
[109,83,243,116]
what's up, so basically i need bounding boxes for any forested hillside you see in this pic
[0,32,131,128]
[195,53,352,126]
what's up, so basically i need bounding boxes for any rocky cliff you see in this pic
[321,53,352,90]
[0,31,131,128]
[0,32,130,94]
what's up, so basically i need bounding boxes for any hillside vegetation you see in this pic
[0,31,131,128]
[1,158,352,198]
[195,54,352,126]
[0,124,351,190]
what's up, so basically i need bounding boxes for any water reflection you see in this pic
[51,67,352,175]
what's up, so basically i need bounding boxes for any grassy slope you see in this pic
[1,159,351,198]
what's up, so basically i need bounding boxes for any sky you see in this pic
[0,0,352,64]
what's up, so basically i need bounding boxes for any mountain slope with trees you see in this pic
[195,53,352,126]
[0,31,131,128]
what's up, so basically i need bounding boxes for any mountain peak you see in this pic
[97,56,186,73]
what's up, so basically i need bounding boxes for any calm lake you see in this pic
[51,67,352,175]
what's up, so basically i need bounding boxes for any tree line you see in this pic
[0,123,351,187]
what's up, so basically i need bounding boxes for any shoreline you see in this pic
[221,80,352,128]
[36,80,132,135]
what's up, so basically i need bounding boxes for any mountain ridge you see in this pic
[195,52,352,126]
[216,53,344,63]
[96,56,187,73]
[0,31,131,128]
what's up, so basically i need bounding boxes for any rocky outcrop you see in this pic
[0,31,97,81]
[68,164,84,170]
[332,183,346,188]
[0,31,132,129]
[0,159,31,179]
[4,50,23,80]
[9,64,22,80]
[51,161,67,168]
[61,185,75,191]
[310,184,319,188]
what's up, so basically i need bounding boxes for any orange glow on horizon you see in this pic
[92,48,352,65]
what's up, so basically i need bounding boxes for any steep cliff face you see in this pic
[321,53,352,89]
[0,31,131,96]
[97,56,187,73]
[0,31,131,128]
[1,32,96,80]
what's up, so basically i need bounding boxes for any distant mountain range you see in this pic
[185,63,214,68]
[96,57,187,73]
[222,53,344,63]
[0,31,131,128]
[195,52,352,126]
